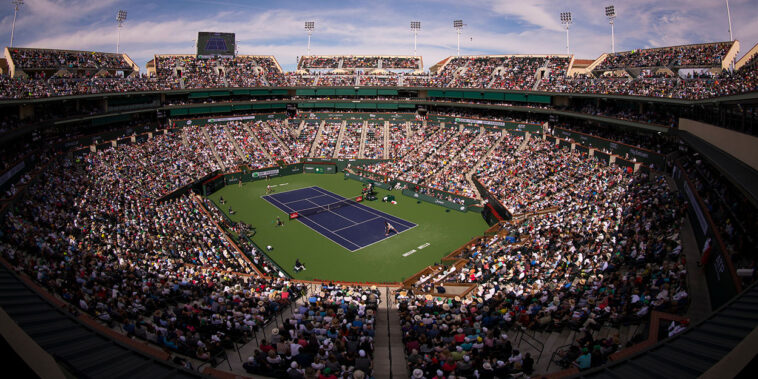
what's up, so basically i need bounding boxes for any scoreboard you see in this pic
[197,32,235,57]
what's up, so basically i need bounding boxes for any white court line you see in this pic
[332,216,383,233]
[310,186,417,229]
[263,185,416,252]
[263,192,361,251]
[350,223,418,252]
[301,198,357,225]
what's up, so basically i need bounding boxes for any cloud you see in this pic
[1,0,756,71]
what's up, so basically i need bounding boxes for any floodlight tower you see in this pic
[116,10,127,53]
[454,19,465,56]
[560,12,572,55]
[411,21,421,56]
[305,21,315,57]
[725,0,734,41]
[10,0,24,48]
[605,5,616,53]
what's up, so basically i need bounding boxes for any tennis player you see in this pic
[266,184,273,194]
[384,221,397,236]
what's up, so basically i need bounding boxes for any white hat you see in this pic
[412,368,424,378]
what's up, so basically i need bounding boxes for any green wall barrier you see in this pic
[173,113,287,127]
[555,128,665,169]
[302,157,388,171]
[344,172,393,190]
[402,189,469,212]
[304,163,337,174]
[394,179,478,206]
[594,150,611,164]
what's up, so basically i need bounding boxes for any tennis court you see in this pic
[262,186,416,251]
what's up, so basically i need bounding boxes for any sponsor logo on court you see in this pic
[403,242,430,257]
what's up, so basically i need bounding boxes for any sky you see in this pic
[1,0,757,72]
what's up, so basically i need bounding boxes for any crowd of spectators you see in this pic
[387,122,413,159]
[243,283,378,378]
[0,157,306,364]
[336,122,363,158]
[182,125,223,171]
[316,75,357,86]
[299,57,341,69]
[396,150,686,375]
[292,120,321,157]
[0,103,716,377]
[225,121,274,169]
[312,121,342,158]
[362,122,385,159]
[381,57,421,69]
[2,45,756,100]
[9,47,133,70]
[85,131,212,198]
[595,42,733,70]
[361,123,452,183]
[359,75,399,86]
[427,129,501,198]
[207,124,244,168]
[676,152,757,287]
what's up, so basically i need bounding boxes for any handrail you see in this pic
[547,342,576,372]
[516,327,545,363]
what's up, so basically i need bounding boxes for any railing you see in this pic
[516,326,545,363]
[547,343,575,372]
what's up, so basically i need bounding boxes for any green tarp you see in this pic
[402,189,468,212]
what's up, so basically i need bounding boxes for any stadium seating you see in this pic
[0,43,755,100]
[595,41,734,71]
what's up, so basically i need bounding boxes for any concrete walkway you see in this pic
[681,217,713,323]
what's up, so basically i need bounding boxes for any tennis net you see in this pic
[293,198,358,217]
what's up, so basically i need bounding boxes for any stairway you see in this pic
[516,132,531,152]
[262,121,292,157]
[296,120,306,137]
[358,121,368,158]
[309,121,326,157]
[467,131,507,178]
[223,124,247,162]
[465,132,508,197]
[372,288,409,379]
[532,59,551,91]
[243,123,273,160]
[0,265,204,379]
[180,127,192,149]
[200,127,226,169]
[430,129,482,177]
[487,66,503,88]
[332,121,347,159]
[383,121,390,159]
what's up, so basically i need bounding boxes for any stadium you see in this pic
[0,1,757,378]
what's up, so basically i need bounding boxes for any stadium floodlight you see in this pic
[560,12,573,55]
[605,5,616,53]
[10,0,24,48]
[411,21,421,56]
[725,0,733,42]
[116,10,127,53]
[454,19,465,57]
[305,21,315,57]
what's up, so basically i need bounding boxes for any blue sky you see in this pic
[1,0,756,72]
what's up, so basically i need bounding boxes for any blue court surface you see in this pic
[262,186,416,251]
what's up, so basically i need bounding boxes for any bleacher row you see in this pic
[0,113,693,377]
[1,40,756,100]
